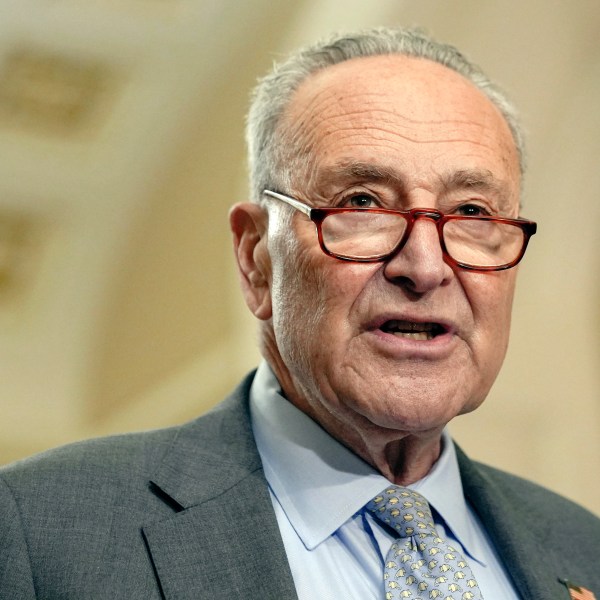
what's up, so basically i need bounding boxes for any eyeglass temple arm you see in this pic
[263,190,312,217]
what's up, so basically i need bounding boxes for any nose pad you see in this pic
[383,216,451,292]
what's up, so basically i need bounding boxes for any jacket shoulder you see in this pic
[0,375,257,599]
[474,459,600,527]
[0,427,181,599]
[0,371,255,499]
[457,445,600,592]
[0,426,176,495]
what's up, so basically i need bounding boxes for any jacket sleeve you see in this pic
[0,476,37,599]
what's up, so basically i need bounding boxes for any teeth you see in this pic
[392,331,433,341]
[385,320,434,332]
[380,320,443,340]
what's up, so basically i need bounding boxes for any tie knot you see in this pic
[366,486,438,539]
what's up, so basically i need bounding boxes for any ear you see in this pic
[229,202,272,320]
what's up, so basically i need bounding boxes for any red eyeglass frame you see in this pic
[263,190,537,272]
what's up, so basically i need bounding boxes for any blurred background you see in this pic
[0,0,598,515]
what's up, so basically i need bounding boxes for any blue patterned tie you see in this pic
[366,486,484,600]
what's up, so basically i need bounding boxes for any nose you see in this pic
[383,215,453,293]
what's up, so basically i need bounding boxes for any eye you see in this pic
[345,193,377,208]
[455,203,491,217]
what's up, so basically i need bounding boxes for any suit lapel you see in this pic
[456,445,568,600]
[142,374,298,599]
[143,472,297,599]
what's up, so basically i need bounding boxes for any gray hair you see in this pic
[246,26,525,202]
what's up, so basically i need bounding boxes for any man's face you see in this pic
[245,55,521,445]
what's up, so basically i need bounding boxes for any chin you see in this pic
[349,393,460,435]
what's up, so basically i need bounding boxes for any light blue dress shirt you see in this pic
[249,361,520,599]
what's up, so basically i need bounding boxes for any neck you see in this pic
[260,331,445,485]
[279,375,444,485]
[368,434,443,485]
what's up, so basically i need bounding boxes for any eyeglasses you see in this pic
[263,190,537,272]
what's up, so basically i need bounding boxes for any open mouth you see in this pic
[379,320,446,341]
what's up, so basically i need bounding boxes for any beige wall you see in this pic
[1,0,598,515]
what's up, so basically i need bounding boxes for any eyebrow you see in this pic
[312,161,516,214]
[326,162,405,187]
[441,168,516,211]
[442,168,504,195]
[322,162,506,196]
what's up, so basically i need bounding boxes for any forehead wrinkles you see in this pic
[280,81,514,193]
[273,56,520,206]
[293,87,493,142]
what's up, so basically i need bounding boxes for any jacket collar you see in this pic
[142,372,298,599]
[456,444,572,600]
[148,372,261,508]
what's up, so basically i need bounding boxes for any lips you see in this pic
[379,319,446,341]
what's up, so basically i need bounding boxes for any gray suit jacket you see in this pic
[1,372,599,599]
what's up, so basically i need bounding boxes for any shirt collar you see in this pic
[249,361,485,563]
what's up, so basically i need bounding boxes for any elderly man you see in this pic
[1,27,599,600]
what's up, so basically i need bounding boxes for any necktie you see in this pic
[366,486,484,600]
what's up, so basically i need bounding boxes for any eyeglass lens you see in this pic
[320,211,525,267]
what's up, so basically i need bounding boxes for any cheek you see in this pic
[466,270,516,363]
[269,235,375,368]
[269,238,326,361]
